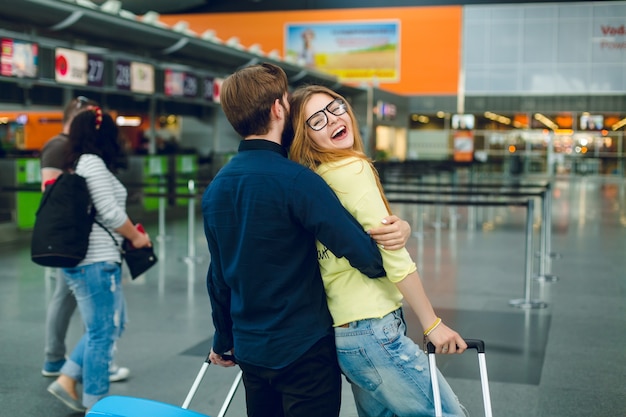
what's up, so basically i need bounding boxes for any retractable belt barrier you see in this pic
[1,180,211,268]
[384,183,559,283]
[382,179,549,189]
[387,196,548,309]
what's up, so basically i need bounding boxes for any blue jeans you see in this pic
[60,261,126,409]
[335,308,466,417]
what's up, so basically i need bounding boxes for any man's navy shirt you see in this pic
[202,139,385,369]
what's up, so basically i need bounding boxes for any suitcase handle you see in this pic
[427,338,485,354]
[185,353,240,413]
[427,338,492,417]
[203,352,237,364]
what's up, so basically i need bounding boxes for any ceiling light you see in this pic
[248,44,264,55]
[141,11,167,27]
[611,118,626,131]
[100,0,121,14]
[172,21,189,33]
[534,113,559,130]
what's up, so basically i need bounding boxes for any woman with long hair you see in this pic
[289,85,468,417]
[47,108,151,413]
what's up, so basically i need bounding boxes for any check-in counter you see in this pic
[175,154,198,206]
[143,155,168,211]
[0,158,42,229]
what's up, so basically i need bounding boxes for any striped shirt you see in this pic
[75,154,128,266]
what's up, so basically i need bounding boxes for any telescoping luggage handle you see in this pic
[182,352,242,417]
[427,339,493,417]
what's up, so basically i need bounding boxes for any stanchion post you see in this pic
[509,199,547,309]
[432,204,445,229]
[449,206,457,232]
[157,192,167,242]
[468,206,476,231]
[159,194,165,234]
[546,182,561,261]
[177,179,203,265]
[535,185,558,283]
[417,205,424,238]
[186,179,196,263]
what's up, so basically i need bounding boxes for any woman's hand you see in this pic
[368,215,411,250]
[129,231,151,249]
[117,219,152,248]
[426,323,467,355]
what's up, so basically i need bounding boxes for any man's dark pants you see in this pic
[238,335,341,417]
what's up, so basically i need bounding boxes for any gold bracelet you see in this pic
[423,317,442,336]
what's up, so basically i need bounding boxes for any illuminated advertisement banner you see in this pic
[130,61,154,94]
[1,38,38,78]
[285,21,400,82]
[55,48,87,85]
[164,69,198,98]
[453,130,474,162]
[212,78,223,103]
[203,77,214,101]
[164,69,184,96]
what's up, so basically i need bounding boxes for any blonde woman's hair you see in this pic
[289,85,391,213]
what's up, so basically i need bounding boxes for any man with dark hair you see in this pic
[40,96,129,382]
[202,63,407,417]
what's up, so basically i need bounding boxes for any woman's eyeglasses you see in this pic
[306,98,347,131]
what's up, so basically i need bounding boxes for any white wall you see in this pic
[463,1,626,94]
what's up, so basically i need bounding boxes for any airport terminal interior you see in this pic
[1,1,626,417]
[1,171,625,417]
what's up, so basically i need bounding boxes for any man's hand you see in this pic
[209,348,237,367]
[368,215,411,250]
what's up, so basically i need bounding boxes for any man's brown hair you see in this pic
[220,63,289,138]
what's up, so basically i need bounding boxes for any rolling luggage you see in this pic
[87,353,242,417]
[427,339,493,417]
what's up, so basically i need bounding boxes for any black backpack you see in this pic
[31,172,95,268]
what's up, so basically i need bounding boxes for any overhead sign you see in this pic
[1,38,38,79]
[115,60,131,90]
[87,54,105,87]
[130,61,154,94]
[164,69,198,98]
[453,130,474,162]
[212,77,224,103]
[452,114,475,130]
[183,73,198,98]
[203,77,214,102]
[55,48,87,85]
[374,100,397,121]
[164,69,184,96]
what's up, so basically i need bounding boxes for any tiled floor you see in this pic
[1,174,625,417]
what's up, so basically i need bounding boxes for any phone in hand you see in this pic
[126,223,146,249]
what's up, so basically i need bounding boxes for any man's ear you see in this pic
[270,98,283,120]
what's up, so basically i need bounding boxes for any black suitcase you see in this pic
[427,339,493,417]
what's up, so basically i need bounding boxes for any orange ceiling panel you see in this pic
[160,6,462,96]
